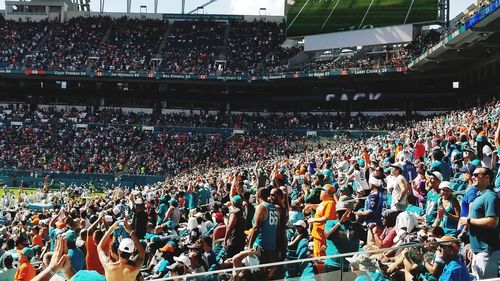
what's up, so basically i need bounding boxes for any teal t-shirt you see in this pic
[188,191,199,209]
[289,211,305,226]
[469,189,500,253]
[324,220,360,269]
[0,267,16,281]
[323,169,335,184]
[441,201,458,237]
[68,247,85,272]
[158,203,168,219]
[431,161,450,181]
[156,259,170,274]
[198,188,211,206]
[296,238,309,259]
[71,270,105,281]
[439,259,470,281]
[253,202,278,251]
[425,190,440,226]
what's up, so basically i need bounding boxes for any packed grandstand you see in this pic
[0,0,500,281]
[0,14,437,75]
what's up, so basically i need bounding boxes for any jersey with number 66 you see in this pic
[253,202,278,251]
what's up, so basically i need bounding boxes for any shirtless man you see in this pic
[97,216,145,281]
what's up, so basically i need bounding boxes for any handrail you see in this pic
[150,239,460,281]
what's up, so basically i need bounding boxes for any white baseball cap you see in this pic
[390,162,404,171]
[427,171,444,181]
[293,220,306,228]
[173,254,191,267]
[118,238,135,254]
[438,181,452,190]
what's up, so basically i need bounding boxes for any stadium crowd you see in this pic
[160,20,225,75]
[0,98,499,281]
[23,16,112,71]
[0,105,430,176]
[90,17,166,72]
[0,14,450,75]
[1,0,496,75]
[0,17,47,70]
[1,105,421,130]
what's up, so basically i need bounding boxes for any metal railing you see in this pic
[148,239,470,281]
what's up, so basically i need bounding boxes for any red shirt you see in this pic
[86,236,105,275]
[414,142,426,160]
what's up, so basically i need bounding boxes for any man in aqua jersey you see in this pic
[248,187,279,274]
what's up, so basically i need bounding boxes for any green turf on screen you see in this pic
[286,0,439,37]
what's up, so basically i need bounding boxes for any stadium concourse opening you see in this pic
[1,0,500,281]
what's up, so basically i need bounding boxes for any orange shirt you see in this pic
[361,152,371,165]
[86,236,105,275]
[311,200,337,240]
[14,262,36,281]
[32,234,44,248]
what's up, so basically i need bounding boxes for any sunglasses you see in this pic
[472,173,487,177]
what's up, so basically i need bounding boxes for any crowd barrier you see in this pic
[0,169,164,189]
[149,239,479,281]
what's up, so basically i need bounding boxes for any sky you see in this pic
[0,0,477,16]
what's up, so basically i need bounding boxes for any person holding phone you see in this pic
[97,216,145,281]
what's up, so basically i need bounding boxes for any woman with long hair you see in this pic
[432,181,461,236]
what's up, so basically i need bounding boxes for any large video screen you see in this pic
[286,0,439,37]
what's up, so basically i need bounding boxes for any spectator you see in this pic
[306,183,337,257]
[224,195,246,258]
[14,247,36,281]
[433,182,461,236]
[459,167,500,279]
[97,218,145,280]
[389,162,410,211]
[324,201,358,272]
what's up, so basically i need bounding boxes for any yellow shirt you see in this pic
[311,200,337,240]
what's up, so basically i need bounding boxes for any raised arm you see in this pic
[97,215,119,266]
[49,209,63,228]
[495,120,500,147]
[124,216,145,268]
[88,212,104,236]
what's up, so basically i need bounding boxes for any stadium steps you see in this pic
[31,26,53,53]
[21,26,54,68]
[288,51,312,67]
[84,22,114,72]
[221,22,232,60]
[156,22,171,54]
[100,22,114,45]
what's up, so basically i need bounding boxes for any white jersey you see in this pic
[353,168,369,191]
[482,145,493,169]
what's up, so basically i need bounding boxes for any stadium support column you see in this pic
[127,0,131,15]
[344,101,351,123]
[154,0,158,13]
[28,95,39,112]
[405,100,413,118]
[181,0,185,14]
[439,0,450,28]
[153,101,162,118]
